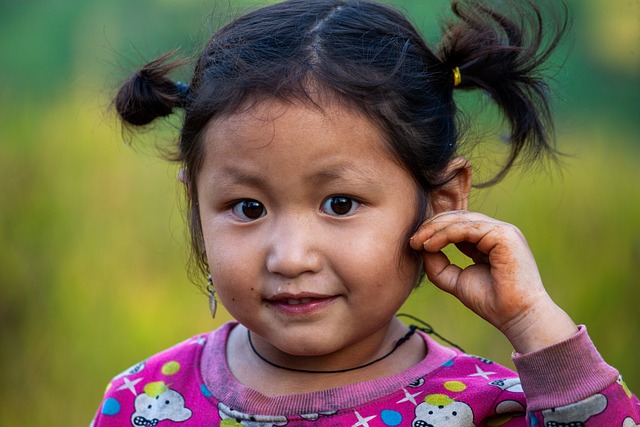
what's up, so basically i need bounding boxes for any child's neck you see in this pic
[225,319,427,396]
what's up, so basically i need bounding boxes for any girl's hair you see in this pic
[114,0,569,280]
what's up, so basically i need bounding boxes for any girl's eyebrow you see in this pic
[214,167,266,189]
[214,162,381,189]
[307,163,381,188]
[308,165,353,186]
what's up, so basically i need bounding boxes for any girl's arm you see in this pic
[410,211,640,425]
[410,209,576,354]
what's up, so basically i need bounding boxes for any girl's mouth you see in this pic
[284,298,314,305]
[266,294,338,316]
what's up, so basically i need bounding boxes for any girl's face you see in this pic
[197,98,423,361]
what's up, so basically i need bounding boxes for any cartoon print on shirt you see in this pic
[622,417,640,427]
[114,361,146,380]
[463,354,494,364]
[541,393,607,427]
[299,411,337,421]
[412,394,474,427]
[131,381,192,426]
[489,378,524,393]
[218,402,288,427]
[408,377,425,388]
[495,399,525,414]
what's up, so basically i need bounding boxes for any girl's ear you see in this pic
[178,167,192,198]
[178,167,188,184]
[429,157,471,214]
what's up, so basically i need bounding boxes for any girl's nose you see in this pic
[265,216,322,278]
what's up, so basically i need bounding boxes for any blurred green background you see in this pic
[0,0,638,424]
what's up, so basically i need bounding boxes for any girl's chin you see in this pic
[255,329,352,361]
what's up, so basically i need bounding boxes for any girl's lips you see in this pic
[266,295,338,316]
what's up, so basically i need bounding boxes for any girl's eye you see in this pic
[231,200,266,221]
[321,196,360,216]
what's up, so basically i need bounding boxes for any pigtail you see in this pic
[438,0,570,186]
[115,52,189,127]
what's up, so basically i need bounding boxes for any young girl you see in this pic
[92,0,639,426]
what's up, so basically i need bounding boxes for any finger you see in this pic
[422,220,517,256]
[425,210,492,226]
[411,210,496,241]
[455,241,490,264]
[422,220,489,254]
[410,210,471,249]
[422,251,462,295]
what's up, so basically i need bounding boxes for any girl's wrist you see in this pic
[503,300,579,354]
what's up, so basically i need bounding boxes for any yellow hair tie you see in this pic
[452,67,462,87]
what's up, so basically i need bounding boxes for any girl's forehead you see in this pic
[210,99,292,132]
[199,98,408,182]
[197,97,420,202]
[204,97,385,150]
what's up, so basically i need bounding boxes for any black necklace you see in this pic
[247,326,418,374]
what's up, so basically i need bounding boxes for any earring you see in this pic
[206,274,217,319]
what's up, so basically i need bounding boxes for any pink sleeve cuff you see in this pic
[512,325,618,411]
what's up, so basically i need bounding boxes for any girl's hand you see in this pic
[410,210,578,354]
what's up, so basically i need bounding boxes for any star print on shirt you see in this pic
[117,377,143,396]
[351,410,376,427]
[397,388,422,406]
[468,364,496,380]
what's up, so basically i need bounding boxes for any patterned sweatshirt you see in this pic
[91,322,639,426]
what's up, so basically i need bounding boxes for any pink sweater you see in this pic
[91,322,639,426]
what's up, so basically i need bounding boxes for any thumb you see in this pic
[423,251,462,294]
